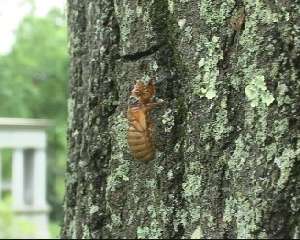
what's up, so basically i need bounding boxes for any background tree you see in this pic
[62,0,299,239]
[0,7,68,233]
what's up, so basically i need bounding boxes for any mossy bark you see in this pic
[62,0,300,239]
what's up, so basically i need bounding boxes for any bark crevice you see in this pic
[117,43,166,62]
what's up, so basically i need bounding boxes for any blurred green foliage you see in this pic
[49,221,61,239]
[0,196,36,238]
[0,6,68,229]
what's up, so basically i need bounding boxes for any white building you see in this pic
[0,118,50,238]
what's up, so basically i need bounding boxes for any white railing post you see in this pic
[12,148,24,208]
[33,148,47,208]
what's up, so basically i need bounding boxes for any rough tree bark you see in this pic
[62,0,299,239]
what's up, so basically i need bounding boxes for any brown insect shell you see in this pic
[127,104,155,161]
[127,104,148,131]
[127,79,159,161]
[131,79,155,105]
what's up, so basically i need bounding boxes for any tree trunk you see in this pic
[62,0,300,239]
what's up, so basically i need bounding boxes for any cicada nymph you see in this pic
[127,79,162,161]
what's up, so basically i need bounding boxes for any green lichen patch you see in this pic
[223,196,237,224]
[106,161,130,192]
[192,36,223,99]
[182,175,202,200]
[111,213,122,227]
[137,226,162,239]
[159,201,173,225]
[89,205,99,215]
[136,205,162,240]
[106,114,130,192]
[274,147,299,191]
[178,18,186,29]
[191,226,203,239]
[67,98,75,129]
[235,197,264,239]
[244,0,280,25]
[197,0,235,26]
[223,196,265,239]
[211,98,232,142]
[114,1,135,52]
[167,0,174,14]
[245,75,274,107]
[227,136,250,171]
[113,0,158,55]
[161,108,175,133]
[82,225,90,239]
